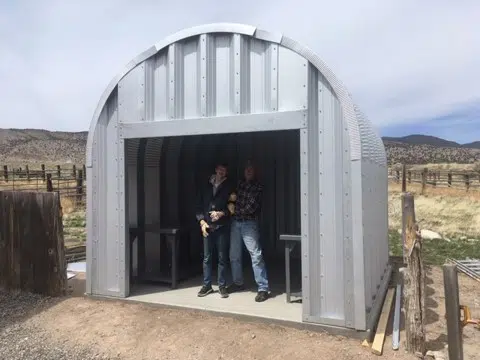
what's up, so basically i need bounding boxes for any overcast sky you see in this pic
[1,0,479,143]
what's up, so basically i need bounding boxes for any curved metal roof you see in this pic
[86,23,385,167]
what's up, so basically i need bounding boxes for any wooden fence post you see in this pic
[72,164,76,178]
[448,173,452,187]
[26,165,30,182]
[421,168,427,194]
[76,169,83,205]
[41,164,46,182]
[3,165,7,182]
[443,264,463,360]
[407,170,412,183]
[432,172,437,187]
[83,164,86,180]
[402,193,426,355]
[402,164,407,192]
[465,174,470,192]
[396,170,400,183]
[56,165,61,179]
[46,173,53,192]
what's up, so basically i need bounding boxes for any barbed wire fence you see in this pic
[388,165,480,193]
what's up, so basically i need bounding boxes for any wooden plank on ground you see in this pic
[371,287,396,355]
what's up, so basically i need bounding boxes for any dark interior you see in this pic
[127,129,302,292]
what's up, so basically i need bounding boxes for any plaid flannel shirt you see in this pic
[234,179,263,220]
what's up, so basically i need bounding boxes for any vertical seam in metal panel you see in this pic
[232,34,241,115]
[117,119,127,296]
[144,59,154,121]
[343,102,355,328]
[270,43,278,112]
[305,65,319,320]
[137,139,147,279]
[139,63,146,122]
[168,44,176,119]
[86,165,93,294]
[240,35,250,114]
[199,34,207,117]
[207,34,216,116]
[300,116,310,322]
[316,71,327,315]
[175,43,184,119]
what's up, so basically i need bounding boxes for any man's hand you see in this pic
[227,203,235,215]
[209,211,224,222]
[200,220,210,237]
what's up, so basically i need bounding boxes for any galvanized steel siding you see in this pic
[361,160,389,314]
[302,66,353,326]
[88,90,127,296]
[117,34,307,123]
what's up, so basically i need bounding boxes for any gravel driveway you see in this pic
[0,290,110,360]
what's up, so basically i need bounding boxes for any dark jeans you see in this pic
[203,225,229,288]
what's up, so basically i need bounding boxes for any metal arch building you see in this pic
[86,23,389,332]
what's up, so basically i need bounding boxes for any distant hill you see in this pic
[382,135,480,165]
[462,141,480,149]
[382,134,462,148]
[0,128,479,167]
[0,129,87,166]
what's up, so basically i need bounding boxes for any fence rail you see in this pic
[0,164,86,204]
[389,166,480,192]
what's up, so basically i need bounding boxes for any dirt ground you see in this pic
[2,266,477,360]
[423,266,480,359]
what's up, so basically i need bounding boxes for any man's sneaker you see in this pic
[255,291,269,302]
[227,283,245,293]
[197,285,213,297]
[219,286,229,298]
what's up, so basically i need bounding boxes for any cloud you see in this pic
[0,0,479,141]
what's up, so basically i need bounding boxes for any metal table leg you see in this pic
[166,234,178,289]
[285,242,292,303]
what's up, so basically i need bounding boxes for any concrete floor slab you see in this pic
[126,275,302,323]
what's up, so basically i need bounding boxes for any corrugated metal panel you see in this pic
[89,89,125,297]
[362,160,389,313]
[125,139,140,166]
[144,137,163,167]
[143,138,163,227]
[118,64,145,123]
[120,34,312,123]
[125,139,140,227]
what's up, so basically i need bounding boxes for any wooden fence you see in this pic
[389,166,480,192]
[0,191,67,296]
[0,164,86,205]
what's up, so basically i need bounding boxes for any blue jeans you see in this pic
[230,220,269,292]
[203,225,229,288]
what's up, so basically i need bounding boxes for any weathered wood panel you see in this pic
[0,191,66,296]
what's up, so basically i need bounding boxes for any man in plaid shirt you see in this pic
[227,161,270,302]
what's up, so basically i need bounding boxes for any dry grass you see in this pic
[60,196,77,215]
[407,162,479,171]
[389,181,480,238]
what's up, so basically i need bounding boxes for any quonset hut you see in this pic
[86,23,389,332]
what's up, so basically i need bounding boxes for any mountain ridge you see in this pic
[381,134,480,149]
[0,128,479,166]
